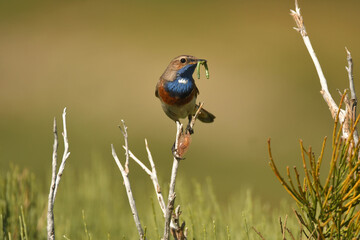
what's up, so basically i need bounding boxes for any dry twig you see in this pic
[252,226,265,240]
[345,48,359,144]
[170,206,187,240]
[125,141,167,215]
[47,108,71,240]
[113,104,204,240]
[119,120,130,174]
[112,120,145,239]
[163,121,183,240]
[290,0,354,138]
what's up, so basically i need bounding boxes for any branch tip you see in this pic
[345,46,350,55]
[53,118,57,133]
[295,0,299,12]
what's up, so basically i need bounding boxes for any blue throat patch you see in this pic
[165,64,196,98]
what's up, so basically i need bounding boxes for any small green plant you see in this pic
[1,162,299,239]
[268,96,360,239]
[0,165,46,240]
[82,210,91,240]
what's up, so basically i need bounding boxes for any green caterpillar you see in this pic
[196,60,209,79]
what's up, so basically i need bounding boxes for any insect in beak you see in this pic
[196,60,209,79]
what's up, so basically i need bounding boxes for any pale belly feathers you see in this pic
[160,96,196,121]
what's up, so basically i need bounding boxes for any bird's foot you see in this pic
[185,125,194,135]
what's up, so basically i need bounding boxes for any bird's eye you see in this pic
[180,58,186,63]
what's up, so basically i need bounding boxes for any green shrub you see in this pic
[1,162,299,239]
[269,101,360,239]
[0,165,46,240]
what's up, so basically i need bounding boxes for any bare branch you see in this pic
[163,193,177,240]
[145,139,166,215]
[280,216,288,240]
[111,144,145,239]
[346,47,356,101]
[119,120,130,174]
[125,148,152,175]
[114,105,203,239]
[47,118,58,240]
[169,121,182,200]
[189,102,204,130]
[47,108,70,240]
[124,141,166,216]
[163,105,205,239]
[170,205,187,240]
[53,108,71,198]
[163,122,182,240]
[345,48,358,144]
[290,0,307,37]
[291,1,347,134]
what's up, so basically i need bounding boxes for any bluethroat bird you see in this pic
[155,55,215,134]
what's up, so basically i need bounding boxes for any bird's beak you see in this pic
[189,58,207,65]
[194,59,207,65]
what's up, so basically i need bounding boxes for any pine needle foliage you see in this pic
[268,96,360,239]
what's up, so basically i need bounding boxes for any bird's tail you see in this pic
[195,105,215,123]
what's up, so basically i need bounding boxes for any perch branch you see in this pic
[163,102,203,240]
[47,107,71,240]
[174,103,204,158]
[163,121,183,240]
[114,103,204,240]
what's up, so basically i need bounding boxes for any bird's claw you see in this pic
[185,125,194,135]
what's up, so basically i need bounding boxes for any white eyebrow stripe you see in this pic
[178,78,188,84]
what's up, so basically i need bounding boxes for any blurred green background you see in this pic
[1,0,360,216]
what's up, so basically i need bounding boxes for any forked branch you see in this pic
[290,0,359,140]
[47,108,71,240]
[112,104,205,240]
[111,120,145,239]
[124,142,166,216]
